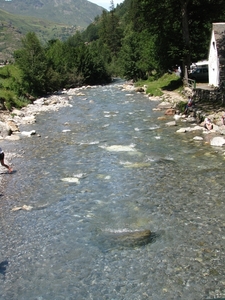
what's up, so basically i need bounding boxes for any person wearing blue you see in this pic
[184,96,194,114]
[0,147,12,173]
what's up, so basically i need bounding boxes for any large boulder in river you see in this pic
[210,136,225,147]
[165,108,176,115]
[97,229,154,251]
[0,121,11,137]
[6,120,19,133]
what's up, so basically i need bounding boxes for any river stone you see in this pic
[0,121,11,137]
[190,125,203,131]
[12,205,33,211]
[98,229,153,250]
[157,102,172,109]
[193,136,204,141]
[157,116,167,120]
[210,136,225,147]
[61,177,80,184]
[22,116,36,124]
[5,134,21,141]
[165,108,176,115]
[176,127,191,133]
[166,121,177,126]
[6,120,19,132]
[101,145,136,152]
[21,130,36,137]
[124,162,151,168]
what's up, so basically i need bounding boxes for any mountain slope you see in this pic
[0,8,79,61]
[0,0,104,27]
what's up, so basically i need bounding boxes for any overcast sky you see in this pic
[89,0,124,10]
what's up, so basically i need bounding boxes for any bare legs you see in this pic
[0,153,12,173]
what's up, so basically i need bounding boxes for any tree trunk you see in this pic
[180,0,191,68]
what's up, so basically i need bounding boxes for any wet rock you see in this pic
[0,121,11,137]
[21,130,36,137]
[5,134,21,141]
[193,136,204,141]
[191,125,203,131]
[12,205,33,211]
[176,127,191,133]
[165,108,176,115]
[98,229,155,251]
[166,121,177,126]
[100,144,136,152]
[6,120,19,132]
[186,116,196,123]
[174,114,182,121]
[210,136,225,147]
[61,177,80,184]
[157,102,172,109]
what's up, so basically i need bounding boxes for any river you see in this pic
[0,80,224,300]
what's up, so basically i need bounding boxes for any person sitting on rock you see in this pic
[204,117,213,131]
[184,96,194,114]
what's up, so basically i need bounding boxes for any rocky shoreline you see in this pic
[0,85,96,183]
[125,81,225,148]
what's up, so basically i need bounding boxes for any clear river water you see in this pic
[0,80,224,300]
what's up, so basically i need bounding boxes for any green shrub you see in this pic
[176,101,187,113]
[0,90,30,110]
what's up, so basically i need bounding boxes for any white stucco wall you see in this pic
[208,31,220,87]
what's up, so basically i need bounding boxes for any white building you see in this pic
[208,23,225,87]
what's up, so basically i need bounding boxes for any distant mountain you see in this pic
[0,8,82,61]
[0,0,105,28]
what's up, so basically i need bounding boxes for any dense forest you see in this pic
[1,0,225,106]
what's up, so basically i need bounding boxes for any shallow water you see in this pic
[0,80,224,300]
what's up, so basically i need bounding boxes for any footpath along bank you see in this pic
[1,82,225,173]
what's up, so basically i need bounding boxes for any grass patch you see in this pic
[0,64,31,110]
[135,73,183,96]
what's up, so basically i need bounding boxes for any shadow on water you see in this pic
[0,170,17,175]
[95,229,160,252]
[0,260,8,278]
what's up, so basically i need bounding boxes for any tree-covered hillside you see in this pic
[0,8,80,61]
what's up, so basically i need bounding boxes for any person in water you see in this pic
[0,147,12,173]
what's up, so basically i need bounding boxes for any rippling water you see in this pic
[0,80,224,300]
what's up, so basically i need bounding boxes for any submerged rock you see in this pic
[100,144,136,152]
[61,177,80,184]
[97,229,155,251]
[12,205,33,211]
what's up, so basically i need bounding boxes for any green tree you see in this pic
[99,6,123,56]
[118,26,158,80]
[14,32,48,95]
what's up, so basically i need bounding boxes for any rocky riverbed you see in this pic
[1,82,225,173]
